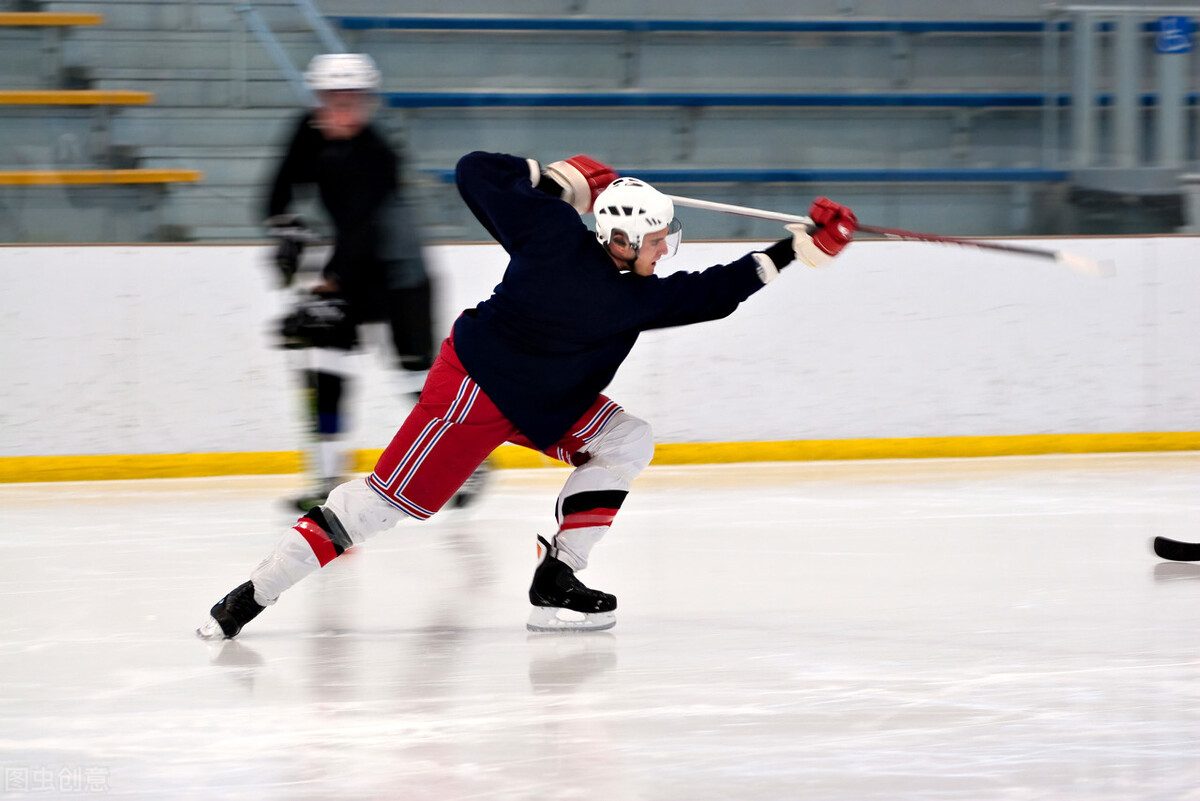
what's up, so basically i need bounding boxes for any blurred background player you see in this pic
[263,53,489,511]
[199,150,855,639]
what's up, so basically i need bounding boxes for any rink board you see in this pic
[2,431,1200,482]
[2,236,1199,482]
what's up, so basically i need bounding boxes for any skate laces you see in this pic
[553,561,609,599]
[222,583,264,620]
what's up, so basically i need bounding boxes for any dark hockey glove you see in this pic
[265,214,311,287]
[278,293,356,350]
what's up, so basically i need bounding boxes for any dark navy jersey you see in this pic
[266,112,417,317]
[451,151,768,450]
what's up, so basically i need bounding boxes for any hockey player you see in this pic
[199,150,856,638]
[264,53,489,511]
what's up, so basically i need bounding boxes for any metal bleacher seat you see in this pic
[380,91,1050,109]
[0,167,202,185]
[0,88,152,105]
[318,12,1070,239]
[10,3,1144,241]
[418,165,1069,241]
[0,8,203,240]
[0,11,103,25]
[0,10,102,81]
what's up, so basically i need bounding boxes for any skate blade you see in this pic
[195,616,226,641]
[526,606,616,633]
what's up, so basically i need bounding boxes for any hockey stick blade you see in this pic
[1054,250,1114,279]
[857,224,1113,279]
[1152,536,1200,562]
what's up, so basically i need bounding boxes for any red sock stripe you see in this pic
[559,507,620,531]
[294,518,339,567]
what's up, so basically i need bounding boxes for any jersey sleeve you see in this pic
[264,113,321,220]
[637,254,768,331]
[454,151,587,259]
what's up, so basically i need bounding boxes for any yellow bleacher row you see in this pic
[1,11,199,188]
[0,89,153,104]
[0,12,103,26]
[0,169,203,185]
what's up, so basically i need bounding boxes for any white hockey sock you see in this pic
[549,409,654,572]
[323,479,410,543]
[553,525,608,572]
[249,479,409,606]
[249,527,322,605]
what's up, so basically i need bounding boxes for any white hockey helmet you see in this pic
[304,53,381,93]
[593,177,682,257]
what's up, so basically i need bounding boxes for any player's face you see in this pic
[631,226,672,276]
[314,90,374,140]
[609,226,671,276]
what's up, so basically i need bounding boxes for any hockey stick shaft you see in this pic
[1153,536,1200,562]
[665,194,815,228]
[664,194,1110,277]
[664,194,1054,255]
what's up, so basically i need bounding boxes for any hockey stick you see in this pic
[664,194,1112,278]
[1152,536,1200,562]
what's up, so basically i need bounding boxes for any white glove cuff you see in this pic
[753,252,780,284]
[525,158,542,187]
[544,160,591,214]
[787,223,834,269]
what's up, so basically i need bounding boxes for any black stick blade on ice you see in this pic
[1153,536,1200,562]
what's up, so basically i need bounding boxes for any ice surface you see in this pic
[1,454,1198,800]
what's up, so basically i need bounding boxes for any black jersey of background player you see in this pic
[266,110,419,321]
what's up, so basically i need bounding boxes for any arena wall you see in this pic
[2,236,1197,479]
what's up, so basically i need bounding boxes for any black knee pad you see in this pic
[559,489,628,518]
[304,506,354,556]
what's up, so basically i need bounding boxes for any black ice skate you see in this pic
[196,581,266,640]
[527,535,617,632]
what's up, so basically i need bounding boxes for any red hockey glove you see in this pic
[808,197,857,257]
[544,154,619,214]
[789,197,857,268]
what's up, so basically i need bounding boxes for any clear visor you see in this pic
[660,218,683,259]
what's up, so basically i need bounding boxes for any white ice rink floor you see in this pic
[2,453,1199,800]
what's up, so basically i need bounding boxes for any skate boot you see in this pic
[196,581,266,640]
[527,535,617,632]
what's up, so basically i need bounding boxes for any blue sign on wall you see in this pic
[1155,16,1193,54]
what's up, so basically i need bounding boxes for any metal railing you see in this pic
[232,0,347,107]
[1044,5,1200,178]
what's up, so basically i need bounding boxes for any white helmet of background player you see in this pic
[304,53,381,93]
[304,53,381,139]
[593,177,682,259]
